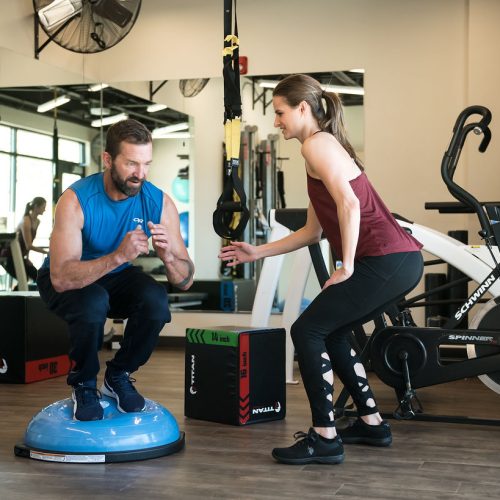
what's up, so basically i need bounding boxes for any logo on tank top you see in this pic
[132,217,144,224]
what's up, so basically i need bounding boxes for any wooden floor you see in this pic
[2,346,500,499]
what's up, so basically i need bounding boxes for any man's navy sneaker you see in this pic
[71,380,103,421]
[272,428,344,465]
[337,418,392,446]
[101,369,145,413]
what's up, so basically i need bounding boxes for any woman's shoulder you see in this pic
[302,132,342,155]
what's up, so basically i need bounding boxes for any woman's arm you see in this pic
[219,203,323,266]
[21,215,46,254]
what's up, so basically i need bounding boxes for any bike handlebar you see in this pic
[441,105,493,237]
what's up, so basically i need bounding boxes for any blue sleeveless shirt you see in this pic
[42,172,163,274]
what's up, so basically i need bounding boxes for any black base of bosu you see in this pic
[14,435,185,464]
[185,326,286,425]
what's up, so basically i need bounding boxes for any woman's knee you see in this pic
[290,316,311,347]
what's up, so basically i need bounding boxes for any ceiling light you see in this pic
[88,83,109,92]
[349,68,365,73]
[147,103,168,113]
[37,95,71,113]
[91,112,128,127]
[90,107,111,116]
[322,84,364,96]
[152,122,189,138]
[258,80,364,96]
[152,132,191,140]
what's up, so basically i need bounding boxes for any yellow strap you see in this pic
[222,34,239,57]
[231,118,241,161]
[225,120,232,159]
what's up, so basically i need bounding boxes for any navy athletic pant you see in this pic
[290,251,423,427]
[37,266,170,386]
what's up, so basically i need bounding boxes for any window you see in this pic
[0,125,12,152]
[17,129,53,159]
[59,138,83,162]
[0,153,11,230]
[15,156,53,247]
[0,124,85,269]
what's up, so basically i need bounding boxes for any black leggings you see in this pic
[290,251,423,427]
[4,254,38,282]
[37,266,170,386]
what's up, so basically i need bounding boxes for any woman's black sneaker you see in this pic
[272,428,344,465]
[337,418,392,446]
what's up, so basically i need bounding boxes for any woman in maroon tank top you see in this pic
[219,74,423,465]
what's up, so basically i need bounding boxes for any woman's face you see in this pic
[273,95,301,140]
[35,203,46,216]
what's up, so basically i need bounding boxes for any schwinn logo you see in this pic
[189,354,197,395]
[252,401,281,415]
[447,334,495,342]
[132,217,144,224]
[454,274,496,320]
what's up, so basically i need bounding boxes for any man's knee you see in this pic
[139,282,170,321]
[70,285,109,322]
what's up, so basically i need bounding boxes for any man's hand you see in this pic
[116,224,149,262]
[147,221,174,262]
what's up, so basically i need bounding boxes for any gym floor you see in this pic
[2,346,500,499]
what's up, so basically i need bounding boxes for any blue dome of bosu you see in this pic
[14,396,185,463]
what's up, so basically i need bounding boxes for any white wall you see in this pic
[1,0,500,285]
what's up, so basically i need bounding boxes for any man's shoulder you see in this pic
[71,172,102,192]
[141,180,164,200]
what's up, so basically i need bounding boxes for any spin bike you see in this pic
[334,105,500,425]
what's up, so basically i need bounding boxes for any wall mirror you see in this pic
[0,70,363,292]
[0,82,193,288]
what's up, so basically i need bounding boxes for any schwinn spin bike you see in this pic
[334,105,500,424]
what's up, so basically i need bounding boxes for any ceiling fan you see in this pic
[33,0,142,54]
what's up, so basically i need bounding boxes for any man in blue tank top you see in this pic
[37,119,194,421]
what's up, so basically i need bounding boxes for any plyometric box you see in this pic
[0,292,70,383]
[185,326,286,425]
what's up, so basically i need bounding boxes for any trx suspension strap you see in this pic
[213,0,250,240]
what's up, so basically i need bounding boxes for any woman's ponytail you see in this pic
[321,91,363,170]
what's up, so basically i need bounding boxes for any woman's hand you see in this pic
[219,241,258,267]
[322,266,353,289]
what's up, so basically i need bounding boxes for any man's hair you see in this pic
[105,118,152,159]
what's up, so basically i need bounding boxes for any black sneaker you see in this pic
[71,380,103,421]
[272,428,344,465]
[337,418,392,446]
[101,369,145,413]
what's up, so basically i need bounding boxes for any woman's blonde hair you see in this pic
[273,74,363,169]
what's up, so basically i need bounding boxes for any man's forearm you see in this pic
[165,257,194,290]
[51,252,125,292]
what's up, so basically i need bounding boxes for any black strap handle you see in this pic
[213,0,249,239]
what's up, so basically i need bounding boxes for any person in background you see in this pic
[219,74,423,465]
[2,196,48,284]
[37,119,194,421]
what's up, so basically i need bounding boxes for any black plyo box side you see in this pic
[184,326,286,425]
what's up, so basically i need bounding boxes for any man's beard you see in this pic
[110,163,144,197]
